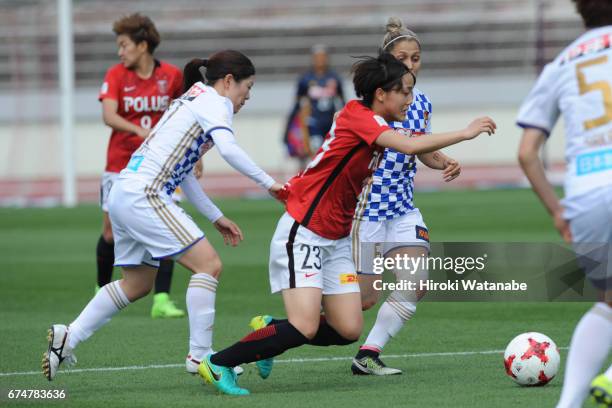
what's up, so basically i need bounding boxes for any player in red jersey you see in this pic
[97,13,185,318]
[198,52,496,395]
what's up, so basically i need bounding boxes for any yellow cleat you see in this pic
[591,374,612,408]
[151,293,185,318]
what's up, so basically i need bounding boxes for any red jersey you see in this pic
[286,100,390,239]
[98,60,183,172]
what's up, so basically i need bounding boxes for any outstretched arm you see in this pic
[211,128,275,189]
[210,128,285,202]
[376,117,496,155]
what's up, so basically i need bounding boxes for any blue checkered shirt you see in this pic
[356,88,432,221]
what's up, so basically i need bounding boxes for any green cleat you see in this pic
[249,315,274,379]
[198,355,250,396]
[151,293,185,318]
[590,374,612,408]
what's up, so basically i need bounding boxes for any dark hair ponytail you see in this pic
[182,50,255,92]
[183,58,208,92]
[352,52,415,107]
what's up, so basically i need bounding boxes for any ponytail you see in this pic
[183,50,255,92]
[183,58,208,92]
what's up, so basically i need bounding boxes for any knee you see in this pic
[337,326,362,342]
[192,254,223,279]
[335,320,363,342]
[208,256,223,279]
[289,318,319,340]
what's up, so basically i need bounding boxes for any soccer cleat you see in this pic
[198,355,250,396]
[590,374,612,407]
[351,356,402,376]
[151,293,185,318]
[42,324,77,381]
[249,315,274,379]
[186,354,243,376]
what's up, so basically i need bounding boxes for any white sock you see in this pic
[606,364,612,381]
[186,273,217,360]
[556,302,612,408]
[68,281,130,349]
[363,291,416,351]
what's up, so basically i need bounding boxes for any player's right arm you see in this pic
[101,99,150,138]
[375,117,496,155]
[99,66,149,138]
[518,128,571,242]
[515,62,568,241]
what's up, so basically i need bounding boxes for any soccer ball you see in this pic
[503,332,561,386]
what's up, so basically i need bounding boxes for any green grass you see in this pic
[0,189,606,407]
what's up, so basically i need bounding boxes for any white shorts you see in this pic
[269,212,360,295]
[352,209,430,275]
[107,178,204,268]
[101,172,183,211]
[100,171,118,212]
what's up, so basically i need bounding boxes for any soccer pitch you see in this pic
[0,189,605,407]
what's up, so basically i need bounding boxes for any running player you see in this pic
[198,52,496,396]
[351,17,463,376]
[42,50,285,382]
[97,13,184,318]
[517,1,611,406]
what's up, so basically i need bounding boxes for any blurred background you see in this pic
[0,0,580,206]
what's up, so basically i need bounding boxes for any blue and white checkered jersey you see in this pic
[355,87,432,221]
[120,82,230,197]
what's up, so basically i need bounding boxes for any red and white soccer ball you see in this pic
[504,332,561,386]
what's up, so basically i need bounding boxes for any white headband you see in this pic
[382,34,420,50]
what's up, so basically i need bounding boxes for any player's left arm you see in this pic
[412,100,460,180]
[209,128,286,201]
[518,128,571,242]
[418,150,462,182]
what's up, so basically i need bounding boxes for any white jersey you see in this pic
[119,82,232,196]
[517,26,612,208]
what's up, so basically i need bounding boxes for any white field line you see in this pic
[0,347,568,378]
